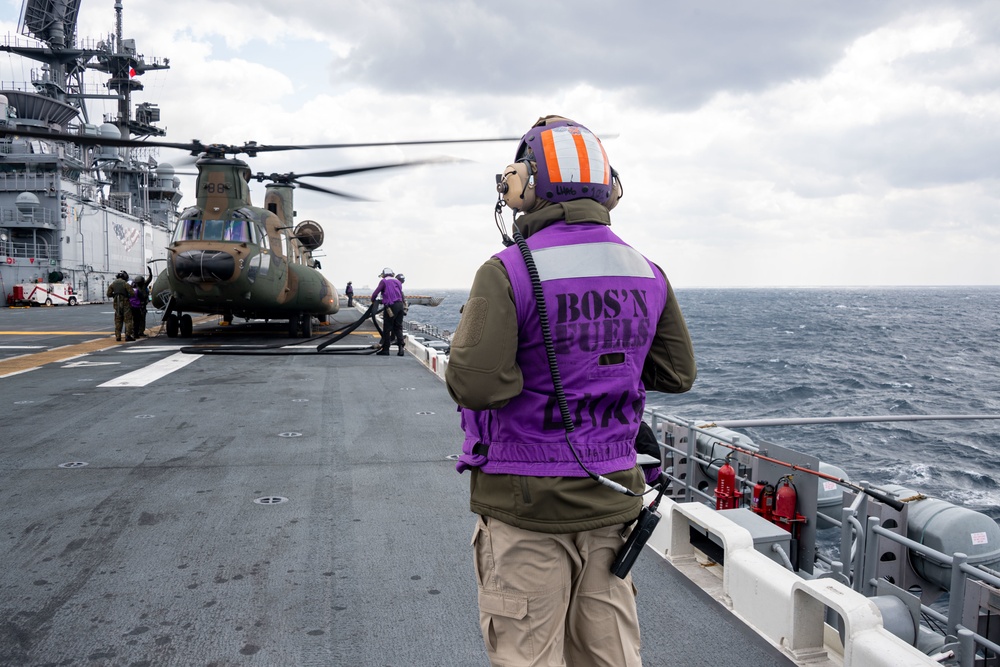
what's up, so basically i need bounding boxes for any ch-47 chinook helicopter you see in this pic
[148,143,443,338]
[0,127,513,337]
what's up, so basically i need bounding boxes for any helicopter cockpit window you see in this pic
[202,219,225,240]
[223,220,250,242]
[174,218,203,242]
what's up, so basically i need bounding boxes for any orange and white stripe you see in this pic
[539,126,611,186]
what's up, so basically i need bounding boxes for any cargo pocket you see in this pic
[472,517,529,655]
[478,589,529,653]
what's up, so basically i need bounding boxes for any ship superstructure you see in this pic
[0,0,181,303]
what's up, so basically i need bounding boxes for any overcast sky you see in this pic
[2,0,999,289]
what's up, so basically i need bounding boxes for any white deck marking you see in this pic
[99,352,202,387]
[0,345,46,349]
[62,361,122,368]
[119,346,185,353]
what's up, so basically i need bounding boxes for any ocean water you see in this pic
[408,287,1000,519]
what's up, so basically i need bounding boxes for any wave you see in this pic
[424,287,1000,515]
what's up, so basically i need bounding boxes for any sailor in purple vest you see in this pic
[446,116,697,666]
[371,268,405,356]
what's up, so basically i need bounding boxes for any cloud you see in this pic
[3,0,998,287]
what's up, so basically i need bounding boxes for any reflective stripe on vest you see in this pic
[532,242,655,282]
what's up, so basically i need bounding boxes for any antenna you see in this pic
[19,0,83,48]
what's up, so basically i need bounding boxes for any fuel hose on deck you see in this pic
[179,304,380,355]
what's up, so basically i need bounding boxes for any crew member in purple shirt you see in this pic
[371,268,405,356]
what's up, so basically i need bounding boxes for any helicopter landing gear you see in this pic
[165,312,193,337]
[287,313,313,338]
[222,311,234,325]
[166,313,179,338]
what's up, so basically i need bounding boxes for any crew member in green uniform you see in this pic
[106,271,135,342]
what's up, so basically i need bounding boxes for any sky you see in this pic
[2,0,999,290]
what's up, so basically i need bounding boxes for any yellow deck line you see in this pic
[0,316,380,378]
[0,336,125,378]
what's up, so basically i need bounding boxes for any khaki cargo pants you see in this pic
[114,298,133,338]
[472,516,642,666]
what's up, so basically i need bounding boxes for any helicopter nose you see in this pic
[173,250,236,283]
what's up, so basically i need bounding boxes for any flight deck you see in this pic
[0,305,791,665]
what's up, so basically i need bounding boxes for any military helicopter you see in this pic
[147,145,450,338]
[0,127,513,337]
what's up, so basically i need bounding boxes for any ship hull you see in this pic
[1,202,171,304]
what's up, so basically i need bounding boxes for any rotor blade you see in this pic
[0,126,202,152]
[0,126,518,155]
[294,181,372,201]
[257,137,520,152]
[294,157,466,180]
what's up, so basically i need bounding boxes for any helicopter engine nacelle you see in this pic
[293,220,324,252]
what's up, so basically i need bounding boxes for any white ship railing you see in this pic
[404,319,452,342]
[1,238,53,259]
[650,411,999,667]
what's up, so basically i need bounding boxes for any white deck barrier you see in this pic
[406,336,448,382]
[650,498,938,667]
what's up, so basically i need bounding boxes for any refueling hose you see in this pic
[179,303,384,355]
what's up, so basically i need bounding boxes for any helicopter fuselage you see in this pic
[150,158,338,336]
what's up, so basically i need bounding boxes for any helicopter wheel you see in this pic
[288,315,300,338]
[222,312,234,325]
[166,313,179,338]
[302,313,313,337]
[179,314,193,337]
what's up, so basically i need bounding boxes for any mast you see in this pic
[0,0,181,299]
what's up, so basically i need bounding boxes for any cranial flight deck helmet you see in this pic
[381,268,395,277]
[497,115,622,214]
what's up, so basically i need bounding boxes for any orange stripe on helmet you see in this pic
[540,128,562,184]
[572,130,591,185]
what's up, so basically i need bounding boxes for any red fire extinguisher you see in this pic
[751,480,774,521]
[773,476,797,531]
[715,456,738,510]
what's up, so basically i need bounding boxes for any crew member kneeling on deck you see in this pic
[446,116,697,666]
[371,268,405,356]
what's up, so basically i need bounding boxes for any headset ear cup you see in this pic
[501,162,536,211]
[604,171,623,211]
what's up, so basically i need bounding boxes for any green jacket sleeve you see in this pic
[445,259,523,410]
[642,266,697,393]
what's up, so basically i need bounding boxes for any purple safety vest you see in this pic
[457,222,668,477]
[371,277,403,305]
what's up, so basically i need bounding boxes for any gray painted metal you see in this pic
[714,414,1000,428]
